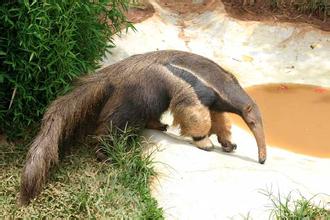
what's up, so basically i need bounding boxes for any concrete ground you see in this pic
[102,1,330,219]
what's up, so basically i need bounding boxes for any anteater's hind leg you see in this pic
[210,111,237,152]
[91,123,112,162]
[172,103,213,151]
[92,102,147,161]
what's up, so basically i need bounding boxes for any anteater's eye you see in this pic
[245,105,252,113]
[249,121,256,128]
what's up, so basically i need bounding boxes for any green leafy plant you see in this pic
[0,0,134,139]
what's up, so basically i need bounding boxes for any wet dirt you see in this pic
[230,83,330,158]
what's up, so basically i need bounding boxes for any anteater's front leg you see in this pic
[210,111,237,152]
[146,119,168,131]
[172,104,213,151]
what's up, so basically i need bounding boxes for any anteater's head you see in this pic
[212,76,266,164]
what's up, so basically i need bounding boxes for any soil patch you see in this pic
[0,134,7,146]
[222,0,330,31]
[126,2,155,23]
[158,0,220,15]
[230,83,330,158]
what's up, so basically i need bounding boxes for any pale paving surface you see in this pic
[102,1,330,219]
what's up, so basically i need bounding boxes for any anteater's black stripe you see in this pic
[166,63,217,107]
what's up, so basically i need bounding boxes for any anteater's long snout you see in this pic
[242,105,267,164]
[250,122,266,164]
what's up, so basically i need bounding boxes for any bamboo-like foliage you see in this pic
[0,0,133,139]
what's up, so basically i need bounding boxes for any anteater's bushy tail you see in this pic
[20,74,112,205]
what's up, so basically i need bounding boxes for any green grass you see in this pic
[270,0,329,20]
[241,0,329,20]
[0,128,163,219]
[260,188,330,220]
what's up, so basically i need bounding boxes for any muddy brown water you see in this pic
[230,83,330,158]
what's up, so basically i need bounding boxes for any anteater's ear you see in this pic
[245,105,252,113]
